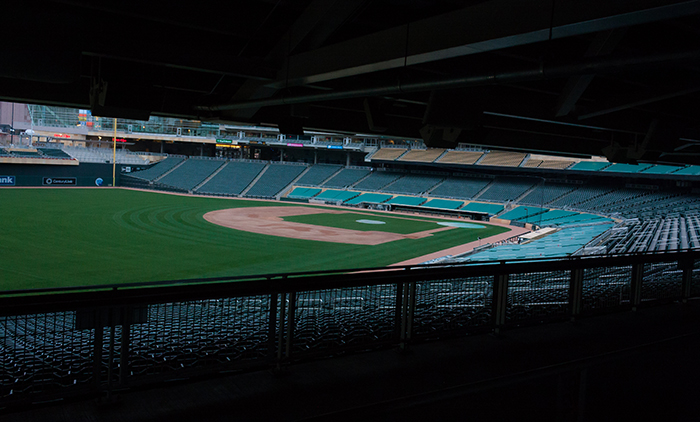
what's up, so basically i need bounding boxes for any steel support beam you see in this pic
[264,0,700,88]
[198,49,700,112]
[555,29,626,117]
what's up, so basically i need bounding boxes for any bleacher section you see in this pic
[295,164,342,185]
[382,174,444,195]
[369,148,407,161]
[673,166,700,175]
[461,202,504,215]
[518,183,577,206]
[429,176,492,199]
[345,193,392,205]
[548,186,613,208]
[397,149,445,163]
[353,171,404,191]
[244,163,307,197]
[38,148,72,159]
[462,224,613,262]
[477,151,527,167]
[422,199,463,210]
[602,163,653,173]
[498,206,549,221]
[477,177,538,202]
[130,156,185,181]
[435,150,484,165]
[522,156,575,169]
[314,190,360,202]
[386,196,427,206]
[158,159,226,191]
[287,187,322,200]
[640,165,683,174]
[322,168,371,188]
[198,161,265,195]
[569,161,610,171]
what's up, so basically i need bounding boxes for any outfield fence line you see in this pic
[1,250,699,411]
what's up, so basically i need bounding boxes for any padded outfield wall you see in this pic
[0,163,126,187]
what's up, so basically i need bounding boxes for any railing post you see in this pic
[398,280,416,352]
[119,306,131,386]
[285,291,296,363]
[680,256,694,303]
[267,292,278,365]
[630,263,644,311]
[93,313,104,391]
[569,268,584,321]
[493,273,509,334]
[274,292,288,374]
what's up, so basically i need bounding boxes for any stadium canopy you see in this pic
[3,0,700,165]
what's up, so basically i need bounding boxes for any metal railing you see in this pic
[0,251,699,410]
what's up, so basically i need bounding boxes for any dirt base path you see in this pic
[204,206,455,246]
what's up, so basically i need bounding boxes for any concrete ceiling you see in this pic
[3,0,700,164]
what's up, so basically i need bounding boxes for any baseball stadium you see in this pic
[2,1,700,420]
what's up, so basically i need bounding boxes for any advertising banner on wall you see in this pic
[0,175,16,185]
[42,177,77,186]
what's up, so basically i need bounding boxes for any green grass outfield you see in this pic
[0,188,509,291]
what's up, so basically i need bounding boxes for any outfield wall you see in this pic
[0,163,124,187]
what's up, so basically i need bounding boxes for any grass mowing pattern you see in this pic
[282,212,445,234]
[0,189,509,291]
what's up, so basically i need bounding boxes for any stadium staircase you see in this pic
[513,179,544,203]
[318,166,344,185]
[424,178,446,196]
[276,166,312,200]
[240,164,270,196]
[471,178,497,200]
[152,158,187,183]
[346,170,373,188]
[192,161,229,192]
[363,146,379,162]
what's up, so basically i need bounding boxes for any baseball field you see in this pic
[0,188,514,291]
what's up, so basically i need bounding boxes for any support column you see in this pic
[346,152,350,166]
[569,268,584,320]
[680,256,694,303]
[630,263,644,311]
[493,273,509,333]
[314,150,317,164]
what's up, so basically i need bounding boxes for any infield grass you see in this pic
[282,212,445,234]
[0,188,509,291]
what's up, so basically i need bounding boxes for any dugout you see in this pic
[386,204,490,221]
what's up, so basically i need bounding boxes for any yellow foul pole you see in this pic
[112,118,117,186]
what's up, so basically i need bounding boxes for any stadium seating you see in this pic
[602,163,653,173]
[286,187,322,200]
[38,148,72,159]
[244,163,307,197]
[640,165,683,174]
[477,177,539,202]
[435,150,484,165]
[673,166,700,175]
[518,183,577,206]
[159,158,226,191]
[353,171,405,191]
[498,206,549,221]
[569,161,610,171]
[422,199,464,210]
[397,149,446,163]
[386,196,427,206]
[381,174,444,195]
[344,193,393,205]
[477,151,527,167]
[130,156,186,181]
[369,148,407,161]
[461,202,504,215]
[429,176,492,199]
[314,189,360,202]
[295,164,342,186]
[548,186,613,208]
[322,168,371,188]
[197,161,266,195]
